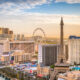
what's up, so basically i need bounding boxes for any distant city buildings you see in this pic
[14,34,26,41]
[68,36,80,65]
[0,27,36,65]
[0,27,13,40]
[0,27,26,41]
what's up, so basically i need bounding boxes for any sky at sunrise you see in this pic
[0,0,80,38]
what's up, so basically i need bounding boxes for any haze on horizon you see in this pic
[0,0,80,38]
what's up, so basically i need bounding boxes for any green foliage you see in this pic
[46,41,57,44]
[74,62,77,65]
[50,65,55,68]
[72,68,75,71]
[0,67,17,79]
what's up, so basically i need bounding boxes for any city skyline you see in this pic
[0,0,80,38]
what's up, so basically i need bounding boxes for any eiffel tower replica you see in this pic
[50,17,70,80]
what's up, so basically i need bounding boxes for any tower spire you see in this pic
[57,17,66,63]
[50,17,70,80]
[60,17,64,56]
[60,17,64,26]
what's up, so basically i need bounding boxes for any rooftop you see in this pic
[10,40,35,43]
[58,71,80,80]
[69,36,80,39]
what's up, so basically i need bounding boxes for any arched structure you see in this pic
[33,28,45,37]
[33,28,46,44]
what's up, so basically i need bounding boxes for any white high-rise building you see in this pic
[68,36,80,65]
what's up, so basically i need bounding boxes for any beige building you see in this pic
[1,54,9,63]
[0,27,13,40]
[10,50,32,64]
[0,40,35,54]
[1,50,33,65]
[0,28,3,34]
[0,28,13,34]
[58,71,80,80]
[0,40,35,64]
[0,40,10,54]
[10,41,35,54]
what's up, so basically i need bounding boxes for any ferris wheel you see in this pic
[33,28,46,44]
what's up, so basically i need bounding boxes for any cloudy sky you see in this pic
[0,0,80,38]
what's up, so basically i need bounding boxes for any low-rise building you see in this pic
[1,50,33,65]
[1,54,9,65]
[10,50,32,64]
[58,71,80,80]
